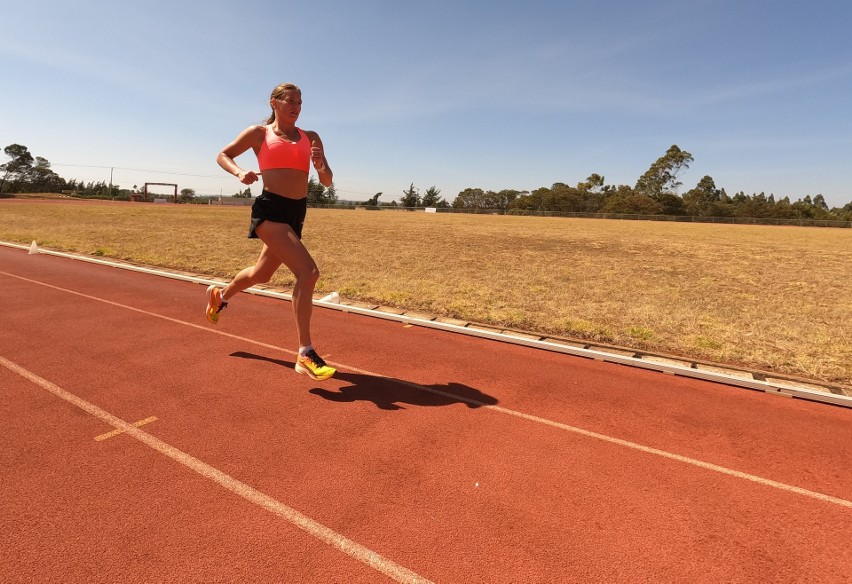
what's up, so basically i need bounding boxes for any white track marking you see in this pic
[0,270,289,353]
[0,355,433,584]
[3,270,851,510]
[337,365,852,510]
[95,415,157,441]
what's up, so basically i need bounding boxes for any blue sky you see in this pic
[2,0,851,207]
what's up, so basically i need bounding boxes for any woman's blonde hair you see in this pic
[265,83,301,124]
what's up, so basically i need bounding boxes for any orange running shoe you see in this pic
[205,285,228,324]
[295,349,336,381]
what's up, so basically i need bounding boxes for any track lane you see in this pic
[3,248,849,501]
[3,246,851,583]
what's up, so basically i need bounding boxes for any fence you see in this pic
[210,197,253,206]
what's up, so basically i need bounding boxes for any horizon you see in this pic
[2,1,851,207]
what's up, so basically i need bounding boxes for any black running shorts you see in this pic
[248,190,308,240]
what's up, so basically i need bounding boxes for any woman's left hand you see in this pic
[311,140,326,171]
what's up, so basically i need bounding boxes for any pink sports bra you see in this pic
[257,125,311,173]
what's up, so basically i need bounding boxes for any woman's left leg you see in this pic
[206,244,282,324]
[221,244,283,302]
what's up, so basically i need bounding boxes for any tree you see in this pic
[232,187,252,198]
[0,147,66,194]
[682,175,722,216]
[600,185,663,214]
[307,176,325,203]
[771,196,796,219]
[507,183,590,214]
[735,192,774,218]
[24,156,64,193]
[548,183,586,212]
[635,145,694,200]
[453,187,486,209]
[575,174,610,212]
[1,144,35,193]
[578,173,606,193]
[179,188,196,203]
[420,185,446,208]
[508,188,547,212]
[788,194,832,220]
[489,189,522,210]
[324,183,338,204]
[306,176,337,205]
[658,193,686,215]
[365,192,382,206]
[399,183,420,208]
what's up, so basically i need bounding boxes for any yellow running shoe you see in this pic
[205,285,228,324]
[295,349,336,381]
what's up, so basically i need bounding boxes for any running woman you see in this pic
[208,82,336,381]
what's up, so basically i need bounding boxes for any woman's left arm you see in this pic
[307,131,333,187]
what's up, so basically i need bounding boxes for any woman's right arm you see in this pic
[217,125,263,184]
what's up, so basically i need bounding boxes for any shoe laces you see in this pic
[303,349,326,367]
[212,290,227,313]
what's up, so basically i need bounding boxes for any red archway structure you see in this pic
[142,182,178,203]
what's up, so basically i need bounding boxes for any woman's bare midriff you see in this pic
[260,167,310,199]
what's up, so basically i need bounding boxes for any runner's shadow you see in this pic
[230,351,499,411]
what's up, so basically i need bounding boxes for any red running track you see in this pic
[1,245,850,583]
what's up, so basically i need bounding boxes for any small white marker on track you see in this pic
[318,291,340,304]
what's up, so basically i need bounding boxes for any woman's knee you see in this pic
[295,264,320,286]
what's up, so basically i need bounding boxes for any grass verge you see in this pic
[2,199,850,384]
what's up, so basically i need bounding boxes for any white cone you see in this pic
[28,240,38,255]
[318,291,340,304]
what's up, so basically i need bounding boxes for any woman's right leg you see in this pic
[253,220,335,380]
[253,220,320,349]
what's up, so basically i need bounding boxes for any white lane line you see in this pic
[491,405,852,508]
[0,355,433,584]
[95,416,157,441]
[339,366,852,510]
[4,270,852,510]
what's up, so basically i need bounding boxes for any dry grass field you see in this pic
[2,198,851,385]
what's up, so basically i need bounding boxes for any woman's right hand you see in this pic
[236,170,259,185]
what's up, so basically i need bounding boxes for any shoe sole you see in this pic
[205,285,220,324]
[295,362,336,381]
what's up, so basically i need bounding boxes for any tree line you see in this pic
[0,144,66,194]
[3,142,850,221]
[449,145,852,221]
